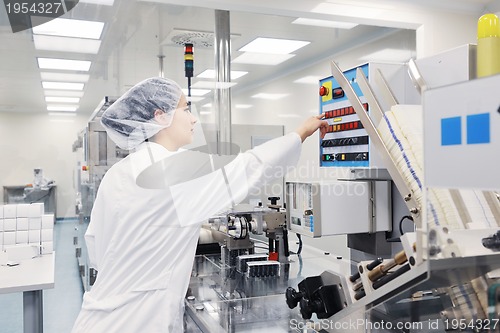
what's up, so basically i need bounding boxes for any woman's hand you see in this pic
[295,113,329,142]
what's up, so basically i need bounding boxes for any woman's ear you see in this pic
[154,109,168,125]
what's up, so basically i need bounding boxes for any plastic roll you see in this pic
[477,13,500,77]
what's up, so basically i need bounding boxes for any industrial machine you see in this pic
[283,51,500,332]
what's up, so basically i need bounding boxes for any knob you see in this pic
[285,287,302,309]
[299,298,313,319]
[319,85,329,97]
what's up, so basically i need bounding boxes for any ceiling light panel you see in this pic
[32,18,104,39]
[44,90,84,97]
[292,18,358,29]
[197,69,248,80]
[48,112,77,117]
[42,81,85,90]
[34,35,101,54]
[235,104,252,109]
[38,58,91,71]
[239,37,310,54]
[181,89,210,96]
[232,53,295,66]
[251,93,289,100]
[45,97,80,103]
[47,105,78,112]
[41,72,89,83]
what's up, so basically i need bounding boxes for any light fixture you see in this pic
[38,58,91,71]
[360,48,414,62]
[293,76,323,84]
[47,105,78,112]
[239,37,309,54]
[44,90,84,97]
[34,35,101,54]
[232,53,295,66]
[197,69,248,80]
[235,104,252,109]
[291,18,358,29]
[312,3,385,19]
[202,103,212,108]
[251,93,289,100]
[45,96,80,103]
[181,88,210,96]
[48,112,77,117]
[42,82,85,90]
[32,18,104,39]
[191,81,237,89]
[41,72,89,83]
[200,111,212,116]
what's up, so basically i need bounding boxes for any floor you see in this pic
[0,221,84,333]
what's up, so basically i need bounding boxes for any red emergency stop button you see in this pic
[319,85,329,96]
[82,166,88,171]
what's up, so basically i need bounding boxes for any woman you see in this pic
[71,77,328,333]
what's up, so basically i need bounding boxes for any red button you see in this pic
[319,86,329,96]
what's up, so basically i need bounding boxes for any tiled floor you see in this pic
[0,221,84,333]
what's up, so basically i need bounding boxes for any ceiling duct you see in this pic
[162,29,215,48]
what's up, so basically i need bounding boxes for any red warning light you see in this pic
[319,86,329,96]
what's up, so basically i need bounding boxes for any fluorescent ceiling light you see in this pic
[48,112,77,117]
[47,105,78,112]
[42,81,85,90]
[232,53,295,66]
[46,96,80,103]
[360,48,414,62]
[191,81,237,89]
[38,58,91,71]
[34,35,101,54]
[202,103,212,108]
[293,76,323,84]
[41,72,89,83]
[181,88,210,96]
[251,93,289,100]
[32,18,104,39]
[79,0,115,6]
[44,90,84,97]
[200,111,212,116]
[235,104,252,109]
[197,69,248,80]
[239,37,310,54]
[292,18,358,29]
[312,3,384,19]
[186,96,205,103]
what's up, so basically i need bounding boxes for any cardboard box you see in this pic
[4,218,16,231]
[3,205,16,219]
[41,214,54,229]
[28,203,44,218]
[29,230,41,243]
[41,241,53,254]
[17,218,29,231]
[29,218,42,230]
[3,231,16,245]
[16,204,30,218]
[16,231,29,244]
[41,229,53,242]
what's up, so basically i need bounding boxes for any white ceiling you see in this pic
[0,0,497,115]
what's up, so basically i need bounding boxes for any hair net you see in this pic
[101,77,183,150]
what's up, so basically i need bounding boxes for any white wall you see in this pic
[0,112,88,218]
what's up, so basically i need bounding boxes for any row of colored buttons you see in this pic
[324,103,368,119]
[322,152,369,161]
[326,121,363,133]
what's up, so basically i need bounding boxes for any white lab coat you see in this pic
[71,132,302,333]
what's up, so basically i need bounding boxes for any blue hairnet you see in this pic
[101,77,183,150]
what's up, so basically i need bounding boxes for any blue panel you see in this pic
[441,117,462,146]
[466,113,490,144]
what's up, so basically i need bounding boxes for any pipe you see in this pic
[214,10,232,155]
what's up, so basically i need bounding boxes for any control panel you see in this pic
[319,62,420,169]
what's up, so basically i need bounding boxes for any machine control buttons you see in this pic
[319,85,329,96]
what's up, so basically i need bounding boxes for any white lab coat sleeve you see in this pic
[170,132,301,226]
[85,187,106,271]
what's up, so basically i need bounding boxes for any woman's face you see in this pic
[164,94,198,149]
